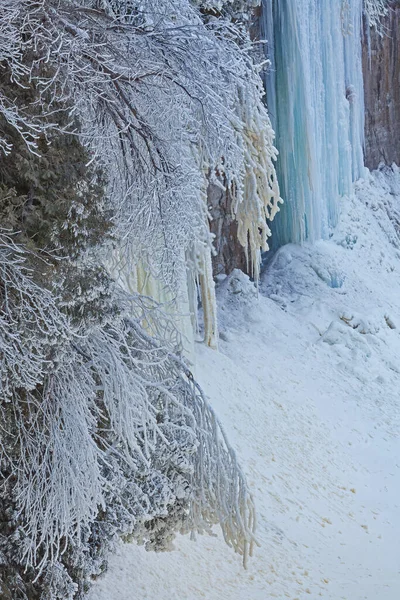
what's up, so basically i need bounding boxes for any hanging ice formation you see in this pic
[261,0,367,248]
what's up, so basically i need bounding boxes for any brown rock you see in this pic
[208,182,248,277]
[363,2,400,169]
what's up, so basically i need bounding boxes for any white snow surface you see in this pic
[90,167,400,599]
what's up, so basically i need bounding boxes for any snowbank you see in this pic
[89,167,400,599]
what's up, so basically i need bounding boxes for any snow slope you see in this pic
[89,167,400,600]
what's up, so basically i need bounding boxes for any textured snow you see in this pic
[89,167,400,599]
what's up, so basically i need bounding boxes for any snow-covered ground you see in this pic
[89,167,400,600]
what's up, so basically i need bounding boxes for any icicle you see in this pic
[232,86,282,282]
[199,247,218,349]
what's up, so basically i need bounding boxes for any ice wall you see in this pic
[261,0,366,248]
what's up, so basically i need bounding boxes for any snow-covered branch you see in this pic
[363,0,389,30]
[0,233,254,596]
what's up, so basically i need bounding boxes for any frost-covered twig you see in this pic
[363,0,389,31]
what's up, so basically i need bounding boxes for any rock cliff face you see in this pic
[363,2,400,169]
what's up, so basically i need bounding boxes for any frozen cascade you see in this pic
[261,0,366,248]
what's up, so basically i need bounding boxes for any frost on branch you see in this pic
[363,0,388,31]
[0,236,255,598]
[0,0,280,344]
[0,2,262,597]
[0,235,70,401]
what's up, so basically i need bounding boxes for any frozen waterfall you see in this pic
[261,0,367,248]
